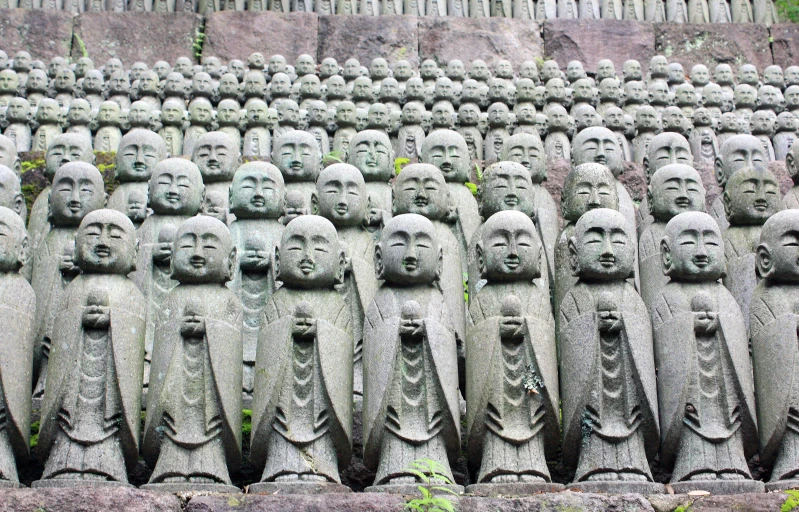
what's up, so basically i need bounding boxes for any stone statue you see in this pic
[347,130,395,217]
[4,98,32,152]
[243,99,272,159]
[750,210,799,490]
[785,141,799,209]
[53,69,76,109]
[105,71,131,111]
[362,214,462,493]
[397,102,426,161]
[689,108,719,167]
[604,107,633,162]
[31,99,63,153]
[559,208,662,493]
[217,100,243,152]
[465,211,563,495]
[31,162,106,398]
[248,216,352,493]
[306,100,330,156]
[750,110,777,161]
[333,101,358,160]
[712,135,769,232]
[130,159,204,394]
[273,99,300,140]
[65,99,93,141]
[0,166,26,225]
[0,207,33,488]
[182,98,214,157]
[763,65,786,89]
[93,101,123,153]
[722,167,783,332]
[431,102,456,132]
[108,130,168,228]
[639,164,706,310]
[544,105,571,162]
[0,70,19,108]
[192,131,241,219]
[773,112,796,162]
[717,113,743,148]
[651,212,763,494]
[24,69,48,109]
[632,106,661,164]
[0,136,20,178]
[35,210,143,488]
[638,132,694,236]
[143,216,242,493]
[754,0,779,23]
[272,131,321,212]
[158,98,187,158]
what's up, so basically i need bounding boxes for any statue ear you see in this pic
[714,155,725,186]
[310,192,319,215]
[273,245,281,280]
[17,234,28,271]
[335,248,346,286]
[756,243,773,280]
[227,246,237,281]
[660,237,673,276]
[436,246,443,283]
[788,152,798,180]
[568,236,580,276]
[374,243,384,280]
[13,157,20,176]
[476,240,487,278]
[12,193,24,218]
[647,185,654,208]
[722,189,732,219]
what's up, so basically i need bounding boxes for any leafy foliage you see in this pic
[30,420,40,448]
[777,0,799,21]
[395,157,411,175]
[404,458,459,512]
[782,490,799,512]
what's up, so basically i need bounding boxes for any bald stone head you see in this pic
[479,161,536,219]
[148,158,204,216]
[377,213,441,286]
[644,132,693,182]
[723,167,783,225]
[230,161,285,220]
[313,163,368,227]
[0,165,25,221]
[500,133,547,183]
[662,211,725,282]
[0,206,27,272]
[75,209,137,275]
[347,130,394,182]
[562,163,619,222]
[45,134,94,181]
[478,210,541,282]
[757,209,799,283]
[393,163,451,221]
[715,134,769,187]
[569,208,634,281]
[421,129,470,183]
[0,135,20,175]
[648,164,706,221]
[172,215,234,285]
[192,131,240,183]
[277,215,343,289]
[115,129,167,183]
[49,162,107,227]
[272,131,321,183]
[572,127,624,177]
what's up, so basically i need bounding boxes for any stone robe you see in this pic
[243,128,271,160]
[651,282,757,480]
[485,128,510,164]
[159,126,184,158]
[94,126,122,153]
[722,225,761,332]
[250,288,353,483]
[144,284,243,484]
[396,125,425,161]
[28,186,52,252]
[559,281,659,480]
[466,283,559,482]
[456,127,484,162]
[32,125,63,153]
[39,275,145,482]
[545,132,570,163]
[4,124,31,153]
[308,126,330,156]
[689,127,719,166]
[784,187,799,209]
[638,221,669,310]
[363,285,460,484]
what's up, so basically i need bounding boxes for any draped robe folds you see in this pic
[722,225,761,333]
[5,124,31,153]
[709,197,730,232]
[754,0,779,23]
[159,126,184,159]
[430,220,467,358]
[456,127,484,162]
[537,0,556,16]
[689,127,719,166]
[365,183,393,222]
[773,132,796,162]
[228,220,283,397]
[28,186,52,252]
[545,133,570,163]
[622,0,644,18]
[466,282,560,482]
[107,182,149,224]
[485,128,510,164]
[0,275,34,483]
[580,0,600,18]
[396,125,425,161]
[469,0,488,15]
[750,282,799,480]
[557,0,577,16]
[39,274,144,482]
[182,126,208,158]
[94,127,122,153]
[558,281,659,475]
[448,0,467,15]
[144,284,243,482]
[32,125,63,153]
[687,0,709,21]
[784,187,799,209]
[250,288,353,482]
[731,0,753,23]
[638,222,668,310]
[242,128,271,160]
[650,282,757,476]
[363,285,460,483]
[130,214,190,390]
[32,227,80,392]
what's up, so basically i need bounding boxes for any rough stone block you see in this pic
[655,23,772,73]
[187,492,407,511]
[418,17,542,68]
[71,12,202,66]
[542,19,655,74]
[204,11,318,64]
[770,23,799,70]
[317,14,417,67]
[0,9,74,61]
[0,487,181,512]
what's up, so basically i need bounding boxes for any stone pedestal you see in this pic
[248,482,352,494]
[567,481,664,494]
[670,480,765,495]
[365,483,464,494]
[32,480,131,489]
[466,482,565,496]
[140,483,242,493]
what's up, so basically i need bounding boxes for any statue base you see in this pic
[140,482,242,493]
[766,479,799,491]
[247,481,352,494]
[466,482,565,496]
[567,480,665,494]
[365,483,465,495]
[0,481,24,488]
[670,479,765,495]
[32,479,131,489]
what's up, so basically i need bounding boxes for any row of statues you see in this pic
[0,0,782,22]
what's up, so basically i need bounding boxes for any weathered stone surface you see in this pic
[620,161,647,203]
[675,492,791,512]
[186,493,407,512]
[204,11,318,65]
[771,23,799,69]
[419,17,542,68]
[0,9,74,61]
[543,158,570,215]
[0,487,181,512]
[770,160,794,197]
[317,15,418,67]
[543,20,655,75]
[72,12,201,66]
[654,23,773,74]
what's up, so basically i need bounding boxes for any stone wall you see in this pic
[0,8,795,71]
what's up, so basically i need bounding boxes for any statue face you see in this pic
[645,133,692,180]
[381,79,402,100]
[315,164,367,226]
[724,169,782,225]
[778,112,797,131]
[446,60,465,80]
[50,164,105,226]
[231,164,284,219]
[516,103,536,124]
[717,135,768,185]
[481,162,535,218]
[566,61,586,82]
[164,73,185,94]
[703,83,722,105]
[12,52,30,72]
[108,72,129,94]
[562,164,618,221]
[393,60,413,80]
[320,58,338,78]
[676,85,696,105]
[422,133,469,182]
[0,71,18,93]
[739,64,759,85]
[244,72,266,94]
[480,211,540,282]
[173,220,232,284]
[367,104,389,129]
[76,211,136,274]
[5,98,28,122]
[326,75,346,97]
[248,52,265,70]
[153,61,170,80]
[278,217,340,288]
[719,113,740,132]
[667,63,685,83]
[436,78,455,100]
[649,82,669,103]
[405,78,425,99]
[597,60,615,81]
[98,102,121,124]
[274,134,320,182]
[352,77,372,99]
[689,64,709,86]
[488,103,508,125]
[67,99,91,124]
[0,168,22,215]
[394,165,450,220]
[129,62,148,82]
[650,164,705,220]
[572,209,634,281]
[751,111,776,134]
[547,106,569,130]
[202,192,227,223]
[36,99,59,123]
[785,86,799,108]
[786,66,799,86]
[540,61,560,82]
[663,213,724,281]
[189,99,213,124]
[217,100,240,125]
[432,103,454,127]
[573,127,623,177]
[379,214,440,285]
[501,134,547,183]
[350,133,393,181]
[545,79,566,101]
[149,161,203,215]
[715,64,733,84]
[344,59,361,78]
[45,135,93,180]
[758,211,799,282]
[0,211,25,272]
[622,81,643,103]
[117,132,165,181]
[661,107,688,133]
[495,60,513,79]
[161,100,185,124]
[469,60,489,81]
[246,100,268,125]
[572,79,593,101]
[268,55,287,75]
[461,80,479,100]
[758,85,781,108]
[270,73,291,96]
[336,102,355,124]
[370,58,388,79]
[277,99,299,125]
[139,72,159,94]
[47,57,65,79]
[520,61,539,81]
[604,107,625,130]
[193,134,239,182]
[103,58,122,78]
[734,84,757,107]
[402,102,423,124]
[649,56,668,77]
[575,105,602,130]
[84,71,104,93]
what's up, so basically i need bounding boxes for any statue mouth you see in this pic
[94,246,111,258]
[413,197,428,207]
[251,197,265,207]
[692,257,709,268]
[753,201,768,212]
[402,259,418,271]
[599,256,616,267]
[190,256,206,268]
[504,257,520,270]
[594,155,607,165]
[335,204,349,215]
[166,194,181,203]
[504,196,519,206]
[674,198,691,207]
[290,162,304,172]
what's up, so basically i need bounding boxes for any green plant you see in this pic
[74,34,88,59]
[777,0,799,22]
[463,182,478,197]
[193,27,206,61]
[395,157,411,175]
[474,163,483,183]
[242,409,252,437]
[782,490,799,512]
[404,459,458,512]
[30,420,40,448]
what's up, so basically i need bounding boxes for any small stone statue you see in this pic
[651,212,763,494]
[689,108,719,166]
[31,99,63,153]
[0,207,33,488]
[108,129,168,228]
[637,132,694,235]
[632,106,661,164]
[333,101,358,160]
[249,216,352,493]
[362,214,461,492]
[772,112,796,161]
[143,216,242,493]
[604,107,632,162]
[544,105,571,162]
[217,100,243,151]
[347,130,395,216]
[648,82,670,113]
[763,65,787,89]
[243,99,272,159]
[192,131,240,218]
[750,110,777,161]
[711,135,769,232]
[3,98,32,152]
[158,98,187,158]
[182,97,214,157]
[0,166,26,224]
[750,210,799,490]
[0,70,19,108]
[559,208,662,493]
[717,113,743,148]
[785,141,799,209]
[31,162,106,398]
[24,69,48,109]
[93,101,124,153]
[80,70,105,111]
[397,102,426,161]
[35,210,143,488]
[65,99,93,141]
[661,106,692,139]
[722,167,783,332]
[106,71,131,110]
[431,102,456,132]
[272,130,321,211]
[465,210,563,494]
[638,164,706,310]
[273,99,300,140]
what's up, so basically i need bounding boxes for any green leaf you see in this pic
[464,182,478,196]
[395,157,411,175]
[431,486,459,495]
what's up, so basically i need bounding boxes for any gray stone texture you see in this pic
[204,11,318,65]
[0,9,74,61]
[543,20,655,74]
[0,487,181,512]
[654,23,773,73]
[771,23,799,70]
[71,12,202,65]
[419,17,543,68]
[318,14,418,67]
